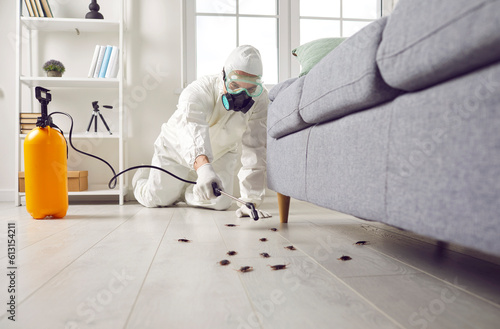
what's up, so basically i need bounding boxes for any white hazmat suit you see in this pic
[133,45,269,215]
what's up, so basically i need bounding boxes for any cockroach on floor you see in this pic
[269,228,278,231]
[338,255,352,261]
[237,266,253,273]
[219,259,230,266]
[354,240,369,245]
[285,245,296,250]
[268,264,289,271]
[178,238,191,243]
[225,224,238,227]
[260,252,270,258]
[260,238,268,242]
[227,250,237,256]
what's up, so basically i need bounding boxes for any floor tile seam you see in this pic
[122,208,176,329]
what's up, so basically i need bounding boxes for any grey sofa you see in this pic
[266,0,500,256]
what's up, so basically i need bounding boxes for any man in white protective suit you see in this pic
[133,45,271,219]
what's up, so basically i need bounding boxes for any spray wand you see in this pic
[212,182,259,220]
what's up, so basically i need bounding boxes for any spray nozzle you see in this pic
[35,86,53,128]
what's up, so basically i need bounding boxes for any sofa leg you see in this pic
[277,193,290,223]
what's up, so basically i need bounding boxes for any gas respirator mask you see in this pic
[221,70,263,114]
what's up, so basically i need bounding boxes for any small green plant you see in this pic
[42,59,65,73]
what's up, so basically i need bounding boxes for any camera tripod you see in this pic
[86,101,112,134]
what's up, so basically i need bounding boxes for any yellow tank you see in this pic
[24,126,68,219]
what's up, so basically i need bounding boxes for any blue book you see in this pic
[98,46,113,78]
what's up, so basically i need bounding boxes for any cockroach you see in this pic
[219,259,230,266]
[178,238,191,243]
[269,228,278,231]
[237,266,253,273]
[260,238,268,242]
[354,241,369,245]
[338,255,352,261]
[227,250,237,256]
[285,245,296,250]
[260,252,270,258]
[225,224,238,227]
[268,264,289,271]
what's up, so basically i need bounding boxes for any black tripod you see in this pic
[86,101,112,134]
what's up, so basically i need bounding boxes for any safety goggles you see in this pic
[224,70,264,97]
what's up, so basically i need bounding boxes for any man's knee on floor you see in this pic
[212,196,232,211]
[134,179,179,208]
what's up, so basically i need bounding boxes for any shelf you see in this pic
[21,17,120,33]
[20,77,119,88]
[16,1,126,205]
[20,132,119,139]
[69,184,124,196]
[18,184,125,197]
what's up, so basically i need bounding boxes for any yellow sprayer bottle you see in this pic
[24,87,68,219]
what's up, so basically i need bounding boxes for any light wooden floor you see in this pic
[1,197,500,329]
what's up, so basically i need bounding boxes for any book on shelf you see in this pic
[20,112,41,119]
[87,45,100,78]
[40,0,53,18]
[89,45,119,79]
[105,47,120,78]
[24,0,35,17]
[20,123,37,129]
[20,113,41,134]
[24,0,53,18]
[20,118,38,124]
[92,46,106,78]
[98,46,113,78]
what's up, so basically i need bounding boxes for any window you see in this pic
[300,0,381,43]
[183,0,382,85]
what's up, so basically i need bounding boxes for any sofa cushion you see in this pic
[299,16,401,125]
[377,0,500,91]
[268,77,298,102]
[292,38,346,77]
[267,76,312,139]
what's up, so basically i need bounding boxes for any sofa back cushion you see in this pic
[299,16,400,125]
[377,0,500,91]
[268,76,312,139]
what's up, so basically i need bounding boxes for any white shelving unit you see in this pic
[15,1,126,205]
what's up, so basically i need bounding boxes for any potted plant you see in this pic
[43,59,65,77]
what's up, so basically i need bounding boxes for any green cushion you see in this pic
[292,38,346,76]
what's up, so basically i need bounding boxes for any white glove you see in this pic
[193,163,223,201]
[235,204,272,219]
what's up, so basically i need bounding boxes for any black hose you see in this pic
[48,112,197,189]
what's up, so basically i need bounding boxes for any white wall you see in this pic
[0,0,182,202]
